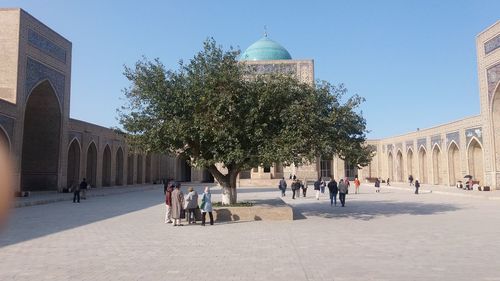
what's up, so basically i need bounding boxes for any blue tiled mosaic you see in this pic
[431,135,442,148]
[446,132,460,147]
[28,29,67,63]
[26,57,65,104]
[0,114,15,142]
[485,34,500,55]
[465,127,482,145]
[417,138,427,150]
[487,63,500,102]
[405,140,414,151]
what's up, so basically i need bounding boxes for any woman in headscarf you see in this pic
[200,186,214,226]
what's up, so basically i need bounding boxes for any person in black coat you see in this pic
[314,178,321,200]
[415,180,420,194]
[327,178,338,206]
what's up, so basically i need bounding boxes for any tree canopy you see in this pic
[119,38,373,203]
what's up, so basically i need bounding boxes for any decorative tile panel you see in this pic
[26,57,65,104]
[28,29,67,63]
[247,63,297,75]
[446,131,460,147]
[465,127,482,145]
[487,63,500,102]
[405,140,414,151]
[417,138,427,150]
[68,131,82,145]
[0,114,15,142]
[485,34,500,55]
[431,135,442,148]
[386,144,393,154]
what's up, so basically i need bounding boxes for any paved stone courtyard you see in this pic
[1,183,500,281]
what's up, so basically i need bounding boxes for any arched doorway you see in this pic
[387,152,394,181]
[21,80,61,191]
[137,154,143,184]
[432,145,442,185]
[419,147,428,184]
[0,127,10,151]
[448,142,460,186]
[468,138,484,184]
[396,150,403,182]
[86,142,97,187]
[66,139,81,188]
[407,148,414,180]
[102,145,111,186]
[145,154,151,183]
[177,156,191,182]
[127,154,134,185]
[115,147,124,186]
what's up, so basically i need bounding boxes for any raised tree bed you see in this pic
[213,199,293,222]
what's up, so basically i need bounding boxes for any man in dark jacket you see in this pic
[327,178,338,206]
[279,177,287,197]
[74,178,85,203]
[314,178,321,200]
[338,179,348,207]
[291,179,301,199]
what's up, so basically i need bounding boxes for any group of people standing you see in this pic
[164,181,214,226]
[72,178,89,203]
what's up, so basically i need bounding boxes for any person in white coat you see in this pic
[200,186,214,226]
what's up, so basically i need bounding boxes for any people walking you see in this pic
[279,177,287,197]
[164,182,174,223]
[386,178,391,186]
[80,178,88,200]
[302,179,308,197]
[375,178,381,193]
[338,179,348,207]
[327,178,338,206]
[320,178,326,194]
[415,180,420,194]
[200,186,214,226]
[73,179,83,203]
[354,176,360,194]
[291,179,301,199]
[314,178,321,200]
[185,187,199,224]
[408,175,414,186]
[171,182,184,226]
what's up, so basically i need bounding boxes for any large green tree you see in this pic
[120,39,372,204]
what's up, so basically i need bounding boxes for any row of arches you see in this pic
[66,139,154,189]
[387,138,484,185]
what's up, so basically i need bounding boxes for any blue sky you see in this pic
[3,0,500,138]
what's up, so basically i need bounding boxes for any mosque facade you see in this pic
[2,8,500,191]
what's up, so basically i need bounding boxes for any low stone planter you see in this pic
[214,198,293,222]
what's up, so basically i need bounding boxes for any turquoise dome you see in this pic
[239,36,292,61]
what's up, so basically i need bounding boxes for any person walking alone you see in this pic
[408,175,414,186]
[80,178,88,200]
[314,178,321,200]
[164,182,173,223]
[171,182,184,226]
[279,177,287,197]
[327,178,338,206]
[415,180,420,194]
[338,179,348,207]
[302,179,308,197]
[73,179,82,203]
[375,178,381,193]
[354,176,361,194]
[200,186,214,226]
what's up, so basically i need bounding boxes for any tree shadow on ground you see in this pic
[292,199,462,221]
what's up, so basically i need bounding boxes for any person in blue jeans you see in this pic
[327,178,338,206]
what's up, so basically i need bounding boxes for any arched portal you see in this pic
[448,142,460,186]
[102,145,111,186]
[145,154,151,183]
[127,154,135,185]
[21,80,61,191]
[492,84,500,188]
[86,142,97,187]
[137,154,143,184]
[419,147,428,184]
[0,127,10,151]
[432,145,443,185]
[115,147,124,185]
[407,148,414,180]
[468,138,484,184]
[177,156,191,182]
[396,150,403,182]
[66,139,81,188]
[387,153,394,181]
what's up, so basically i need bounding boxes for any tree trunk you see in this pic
[221,170,238,205]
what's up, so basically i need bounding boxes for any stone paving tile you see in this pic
[1,185,500,280]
